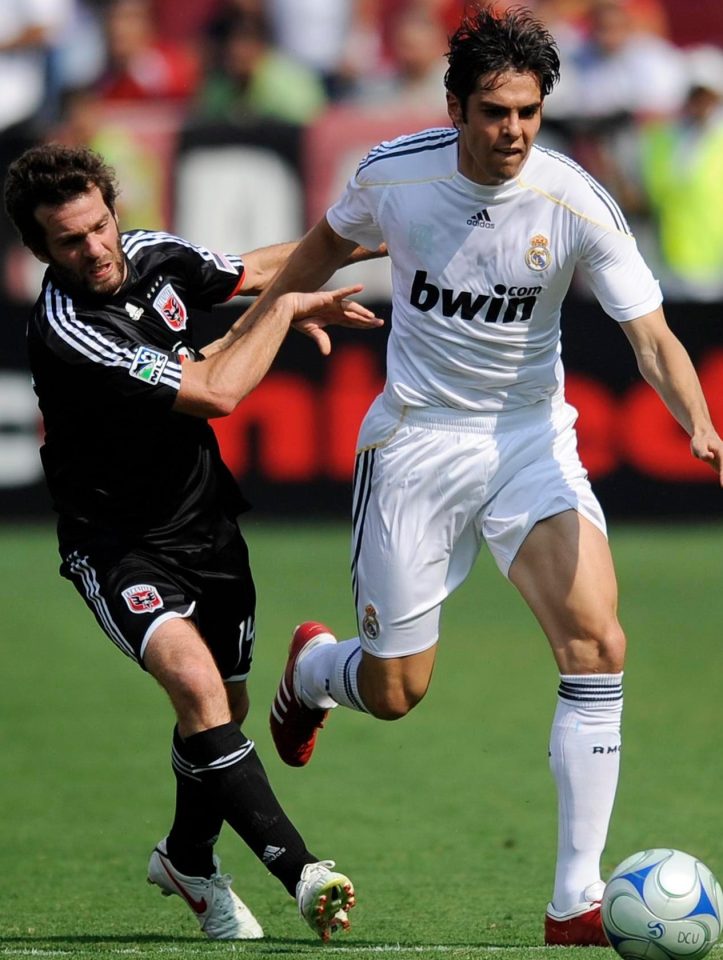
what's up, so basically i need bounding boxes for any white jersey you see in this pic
[326,127,662,412]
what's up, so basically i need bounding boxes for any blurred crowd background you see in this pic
[0,0,722,306]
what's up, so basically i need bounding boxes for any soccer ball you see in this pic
[601,849,723,960]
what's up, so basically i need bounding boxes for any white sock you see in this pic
[297,637,369,713]
[549,673,623,914]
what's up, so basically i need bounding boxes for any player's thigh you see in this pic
[144,616,231,734]
[353,428,483,659]
[481,401,606,578]
[509,510,625,673]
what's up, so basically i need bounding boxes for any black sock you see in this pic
[166,726,222,878]
[181,721,316,896]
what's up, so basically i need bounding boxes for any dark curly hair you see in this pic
[4,143,119,254]
[445,6,560,120]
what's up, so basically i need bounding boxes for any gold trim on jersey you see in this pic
[516,178,634,236]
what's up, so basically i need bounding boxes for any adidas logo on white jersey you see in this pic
[466,209,495,229]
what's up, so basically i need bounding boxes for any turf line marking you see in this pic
[0,948,571,957]
[2,947,720,958]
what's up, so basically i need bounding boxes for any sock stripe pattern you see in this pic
[558,674,623,704]
[172,736,256,779]
[343,645,367,713]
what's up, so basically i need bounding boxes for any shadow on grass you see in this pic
[0,933,584,952]
[0,933,357,949]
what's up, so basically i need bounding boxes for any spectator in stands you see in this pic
[547,0,687,121]
[539,0,689,205]
[633,46,723,300]
[49,1,105,104]
[265,0,383,100]
[0,0,72,136]
[347,2,449,115]
[97,0,199,102]
[192,6,327,125]
[52,84,167,230]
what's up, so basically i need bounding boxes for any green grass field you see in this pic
[1,521,722,960]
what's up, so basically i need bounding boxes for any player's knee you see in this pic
[357,649,434,719]
[563,619,626,674]
[362,684,426,721]
[156,661,230,730]
[598,620,626,671]
[164,671,210,713]
[226,685,250,726]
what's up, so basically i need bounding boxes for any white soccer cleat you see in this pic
[147,838,264,940]
[296,860,356,942]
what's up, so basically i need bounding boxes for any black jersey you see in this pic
[28,229,248,557]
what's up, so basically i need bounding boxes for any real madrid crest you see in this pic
[361,603,380,641]
[525,233,552,271]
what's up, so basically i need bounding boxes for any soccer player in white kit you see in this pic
[257,7,723,945]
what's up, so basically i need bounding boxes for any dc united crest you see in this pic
[122,584,164,613]
[153,283,187,331]
[361,604,380,640]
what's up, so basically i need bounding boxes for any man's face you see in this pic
[34,185,126,296]
[447,70,543,185]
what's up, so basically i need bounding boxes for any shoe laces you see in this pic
[206,874,236,917]
[298,861,339,914]
[301,859,336,884]
[202,874,247,935]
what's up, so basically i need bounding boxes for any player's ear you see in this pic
[446,91,463,128]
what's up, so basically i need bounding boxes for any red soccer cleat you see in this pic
[269,622,336,767]
[545,901,610,947]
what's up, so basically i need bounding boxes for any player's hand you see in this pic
[288,284,384,356]
[690,430,723,486]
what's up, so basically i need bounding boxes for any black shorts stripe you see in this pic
[68,552,138,662]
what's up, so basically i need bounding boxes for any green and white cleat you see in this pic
[296,860,356,942]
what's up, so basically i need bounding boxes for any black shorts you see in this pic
[60,530,256,681]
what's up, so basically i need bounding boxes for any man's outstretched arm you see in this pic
[230,219,362,356]
[238,223,385,295]
[175,283,382,419]
[622,306,723,485]
[202,219,376,358]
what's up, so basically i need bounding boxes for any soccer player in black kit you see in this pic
[3,142,384,942]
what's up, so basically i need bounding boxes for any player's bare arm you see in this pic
[239,231,387,296]
[175,284,380,418]
[622,306,723,484]
[256,219,364,356]
[200,224,385,358]
[199,291,378,360]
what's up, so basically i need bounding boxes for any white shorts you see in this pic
[351,393,606,659]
